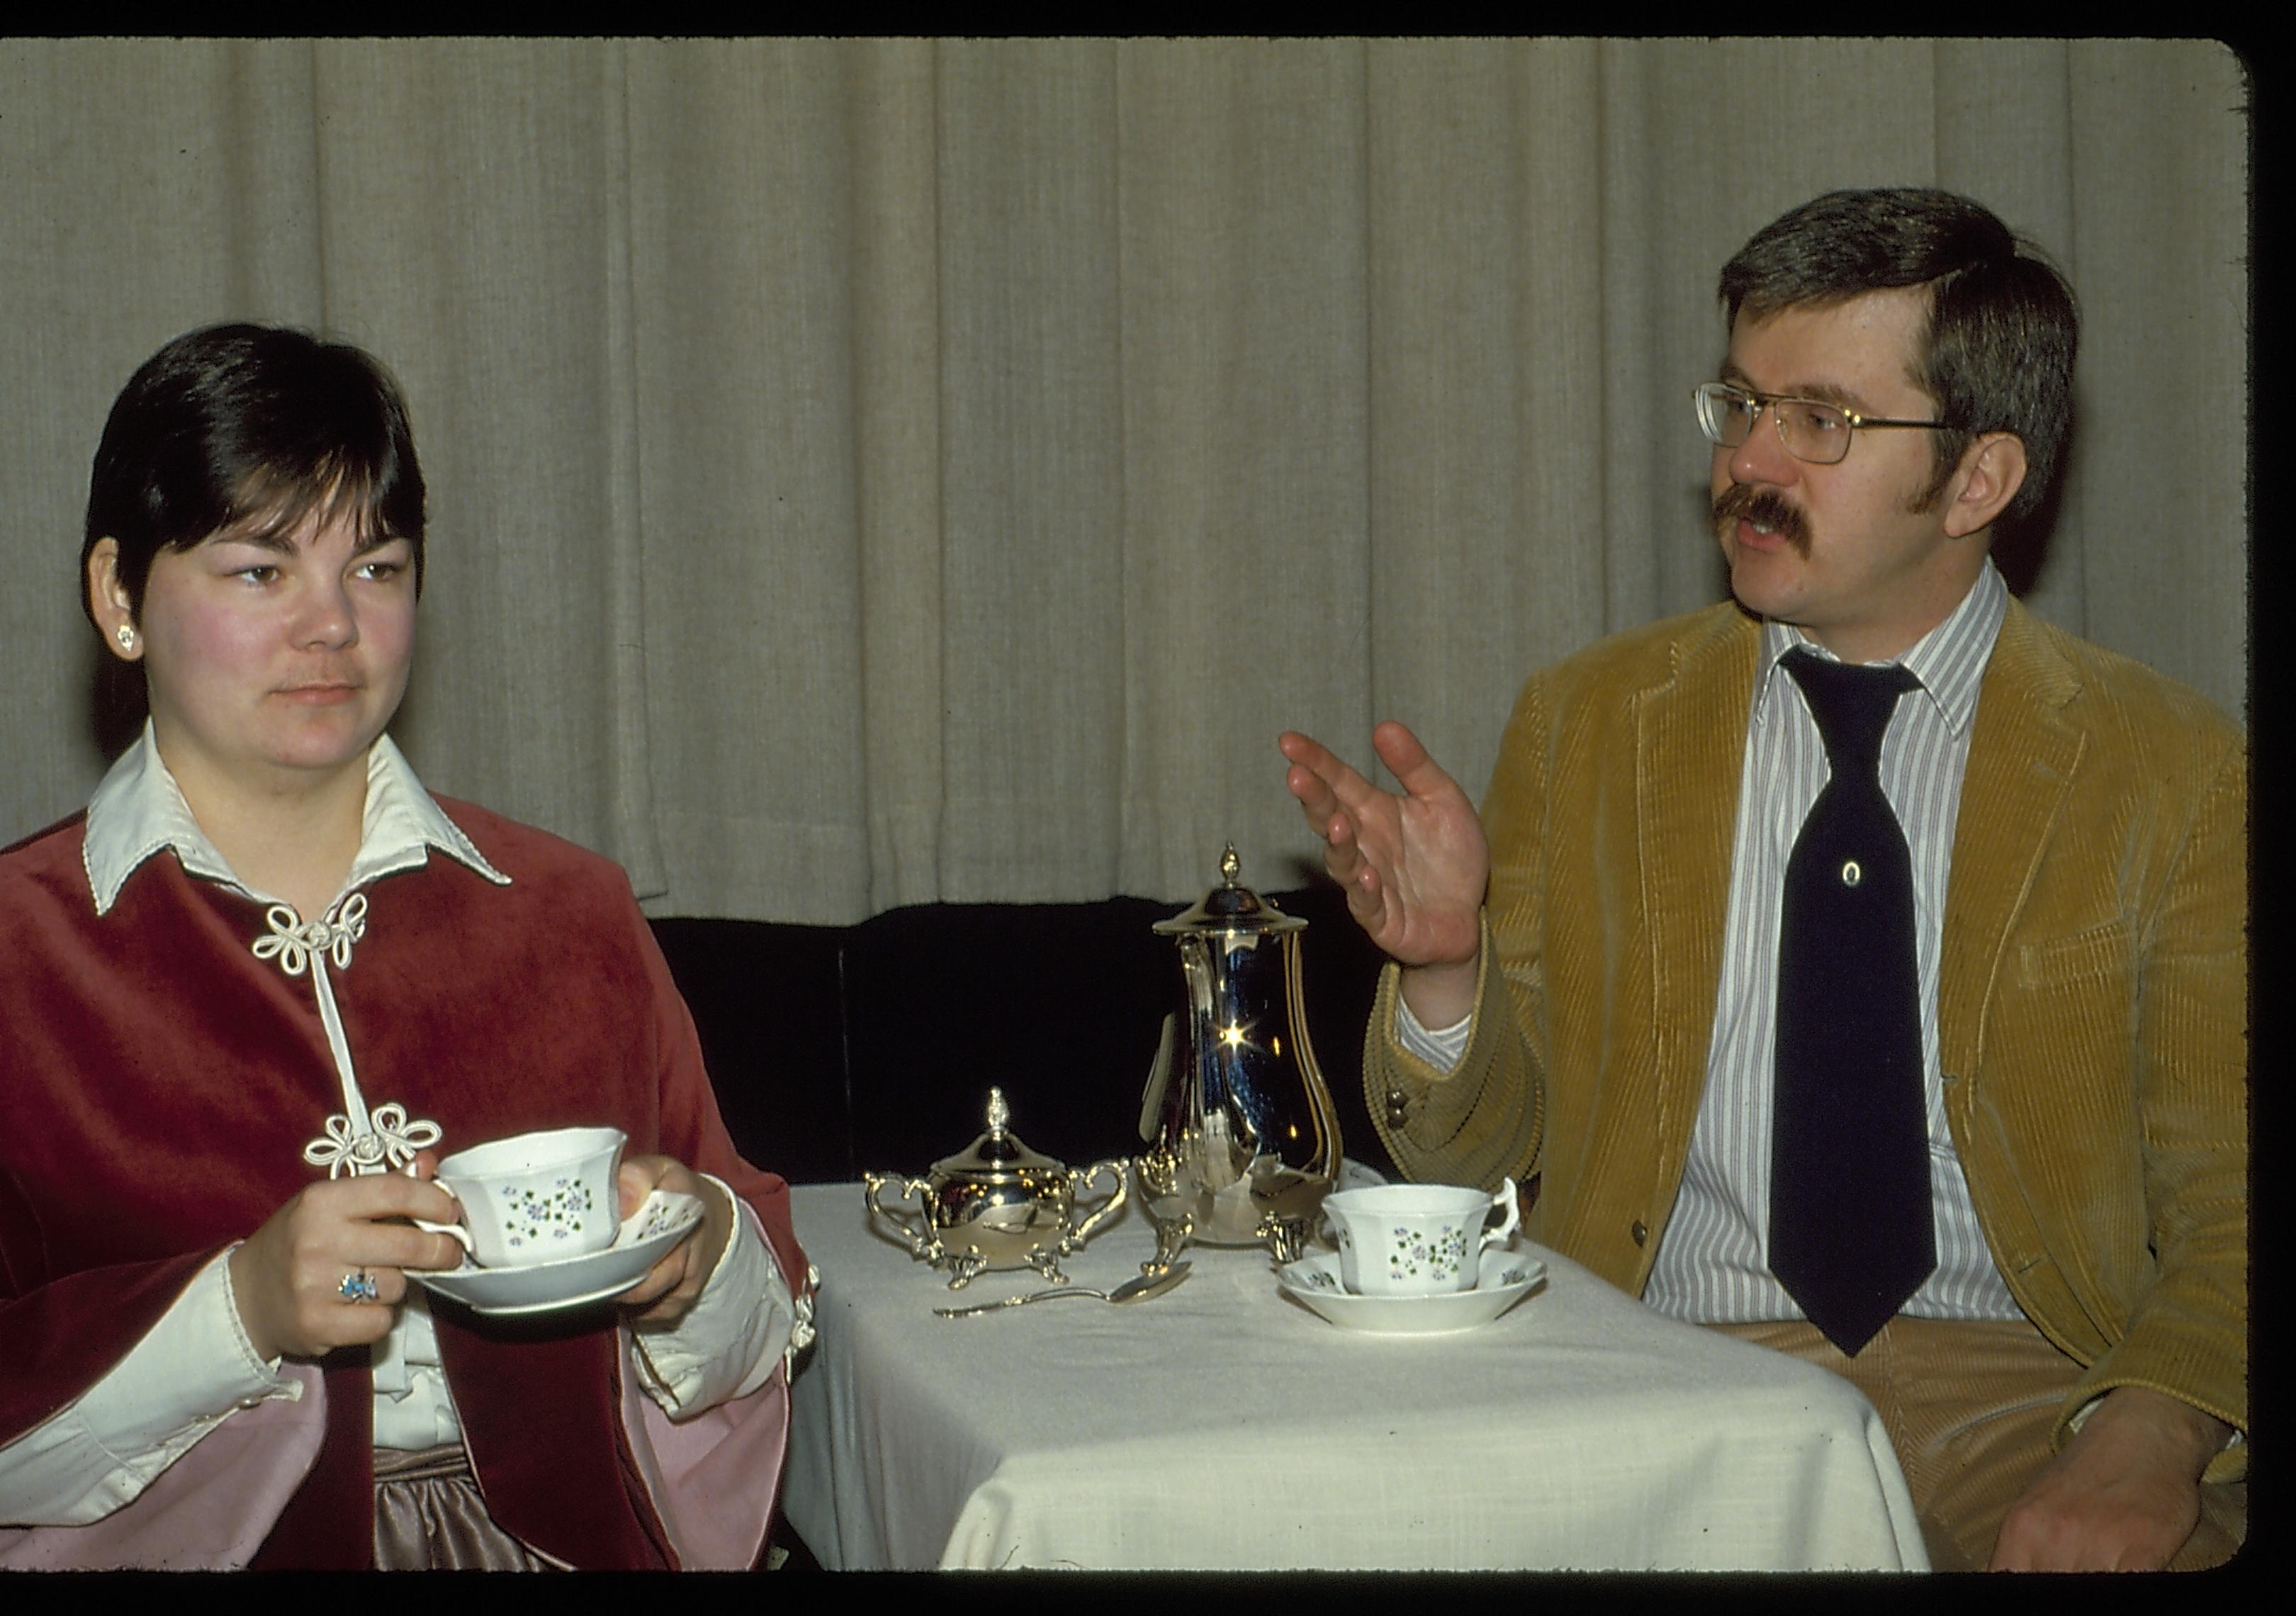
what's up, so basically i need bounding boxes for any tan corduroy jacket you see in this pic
[1366,597,2247,1477]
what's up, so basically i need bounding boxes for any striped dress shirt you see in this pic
[1402,562,2025,1325]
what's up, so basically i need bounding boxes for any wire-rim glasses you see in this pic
[1693,381,1949,466]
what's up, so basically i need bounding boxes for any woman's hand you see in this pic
[614,1156,735,1327]
[226,1162,466,1362]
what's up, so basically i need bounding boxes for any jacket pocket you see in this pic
[2016,919,2132,989]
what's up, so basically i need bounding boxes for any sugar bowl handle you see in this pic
[1059,1158,1130,1255]
[863,1172,947,1267]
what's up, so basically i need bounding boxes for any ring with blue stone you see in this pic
[338,1268,381,1304]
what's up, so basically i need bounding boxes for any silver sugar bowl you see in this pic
[865,1088,1130,1289]
[1135,844,1343,1269]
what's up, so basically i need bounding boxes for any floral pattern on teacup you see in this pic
[1382,1222,1470,1282]
[499,1177,597,1250]
[633,1196,701,1242]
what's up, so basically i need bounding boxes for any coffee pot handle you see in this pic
[864,1172,946,1267]
[1060,1158,1130,1253]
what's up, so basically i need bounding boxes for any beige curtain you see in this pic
[0,39,2247,924]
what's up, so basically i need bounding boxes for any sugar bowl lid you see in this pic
[933,1087,1065,1181]
[1153,843,1305,936]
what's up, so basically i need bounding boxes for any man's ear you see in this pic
[1944,433,2027,540]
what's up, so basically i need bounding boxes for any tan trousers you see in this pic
[1707,1316,2244,1571]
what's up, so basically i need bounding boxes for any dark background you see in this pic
[651,884,1399,1187]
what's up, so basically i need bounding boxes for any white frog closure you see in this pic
[249,893,442,1178]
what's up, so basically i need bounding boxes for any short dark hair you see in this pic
[81,322,427,631]
[1718,188,2078,527]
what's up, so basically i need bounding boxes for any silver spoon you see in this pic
[935,1261,1192,1318]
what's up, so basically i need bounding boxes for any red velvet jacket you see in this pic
[0,800,806,1569]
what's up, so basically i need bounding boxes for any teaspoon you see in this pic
[935,1261,1192,1318]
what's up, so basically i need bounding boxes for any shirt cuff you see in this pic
[2064,1389,2245,1452]
[0,1248,298,1525]
[1394,994,1472,1074]
[627,1176,795,1418]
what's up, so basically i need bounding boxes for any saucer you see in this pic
[412,1189,706,1316]
[1276,1245,1546,1336]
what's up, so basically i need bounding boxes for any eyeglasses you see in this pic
[1692,381,1950,466]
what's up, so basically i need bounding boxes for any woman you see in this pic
[0,324,813,1569]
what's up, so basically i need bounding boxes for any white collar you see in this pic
[80,722,511,917]
[1752,559,2008,740]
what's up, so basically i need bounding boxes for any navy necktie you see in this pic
[1769,649,1935,1357]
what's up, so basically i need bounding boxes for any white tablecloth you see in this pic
[780,1181,1928,1571]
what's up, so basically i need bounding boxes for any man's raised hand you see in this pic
[1279,722,1487,1025]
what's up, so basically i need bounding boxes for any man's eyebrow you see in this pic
[352,531,411,555]
[1717,361,1870,413]
[1792,379,1870,413]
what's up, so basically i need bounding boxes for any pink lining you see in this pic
[0,1362,327,1570]
[617,1334,791,1571]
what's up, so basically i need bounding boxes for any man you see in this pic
[1280,189,2244,1572]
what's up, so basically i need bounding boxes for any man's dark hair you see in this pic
[1718,188,2077,527]
[82,322,427,631]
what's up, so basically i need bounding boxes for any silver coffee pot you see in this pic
[1135,845,1342,1269]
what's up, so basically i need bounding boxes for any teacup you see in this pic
[416,1126,626,1268]
[1322,1177,1520,1296]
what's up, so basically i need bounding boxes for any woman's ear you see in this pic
[86,538,144,661]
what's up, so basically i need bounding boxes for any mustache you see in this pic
[1712,484,1811,557]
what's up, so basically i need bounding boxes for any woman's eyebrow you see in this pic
[206,527,410,556]
[206,529,298,555]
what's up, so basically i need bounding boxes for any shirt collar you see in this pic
[1751,559,2008,739]
[81,724,512,917]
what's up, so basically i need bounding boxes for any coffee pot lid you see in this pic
[932,1087,1065,1180]
[1153,843,1306,936]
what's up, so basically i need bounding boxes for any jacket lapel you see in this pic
[1937,599,2085,1087]
[1636,607,1760,1148]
